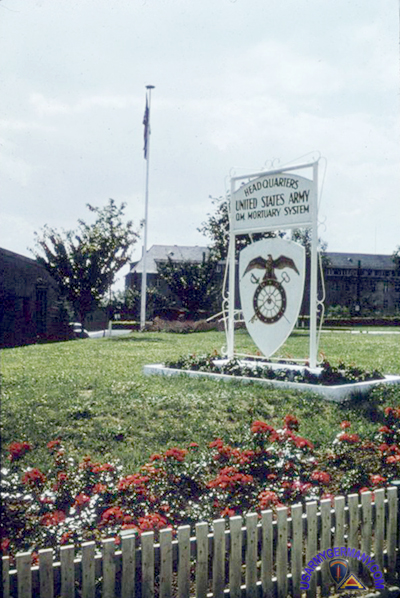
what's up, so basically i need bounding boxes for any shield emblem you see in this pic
[239,238,305,357]
[329,559,350,585]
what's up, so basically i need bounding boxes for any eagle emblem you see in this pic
[243,254,300,281]
[243,253,300,325]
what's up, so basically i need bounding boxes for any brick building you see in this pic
[324,252,400,315]
[0,248,70,347]
[126,245,400,317]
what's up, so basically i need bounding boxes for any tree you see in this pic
[33,199,140,326]
[393,246,400,270]
[157,255,220,317]
[198,196,284,260]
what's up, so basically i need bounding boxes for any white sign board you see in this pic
[239,238,305,357]
[232,172,314,233]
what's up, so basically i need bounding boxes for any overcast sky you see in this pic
[1,0,399,288]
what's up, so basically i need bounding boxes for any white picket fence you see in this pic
[2,487,399,598]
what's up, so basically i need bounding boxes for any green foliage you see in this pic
[326,304,351,318]
[33,199,139,324]
[291,227,328,256]
[103,287,169,320]
[157,255,221,316]
[393,245,400,270]
[198,196,283,260]
[165,353,384,386]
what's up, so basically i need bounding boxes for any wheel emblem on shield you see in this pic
[239,239,305,357]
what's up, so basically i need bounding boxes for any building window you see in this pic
[383,281,389,293]
[383,298,388,309]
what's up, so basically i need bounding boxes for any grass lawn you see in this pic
[1,329,400,472]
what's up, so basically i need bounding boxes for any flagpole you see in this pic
[140,85,155,331]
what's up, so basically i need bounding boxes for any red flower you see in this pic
[1,539,10,553]
[22,468,46,487]
[138,513,168,532]
[251,421,276,435]
[338,433,360,444]
[57,471,68,483]
[92,463,115,474]
[92,483,108,494]
[118,474,149,494]
[340,421,351,429]
[379,443,389,452]
[293,435,314,450]
[40,511,66,526]
[258,490,282,510]
[101,507,124,525]
[220,507,236,518]
[283,414,299,431]
[164,447,188,462]
[8,441,32,461]
[188,442,199,449]
[386,455,400,464]
[235,450,255,465]
[47,439,61,451]
[385,407,400,419]
[149,453,163,461]
[311,470,331,485]
[379,426,393,434]
[209,438,224,449]
[73,493,91,509]
[31,552,39,565]
[207,467,253,490]
[370,474,386,486]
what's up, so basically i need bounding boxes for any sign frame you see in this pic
[225,161,320,368]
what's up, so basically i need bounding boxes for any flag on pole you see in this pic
[143,95,149,159]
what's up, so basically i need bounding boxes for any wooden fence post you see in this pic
[245,513,258,598]
[291,503,303,598]
[81,541,96,598]
[39,548,54,598]
[261,510,273,598]
[320,499,331,596]
[195,522,209,598]
[177,526,191,598]
[16,552,31,598]
[159,528,172,598]
[60,545,75,598]
[306,502,317,598]
[141,532,155,598]
[276,507,288,598]
[229,516,242,598]
[387,486,398,576]
[212,519,226,598]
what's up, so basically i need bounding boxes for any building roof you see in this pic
[130,244,210,274]
[325,252,395,270]
[129,245,396,275]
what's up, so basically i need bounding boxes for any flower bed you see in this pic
[2,408,400,563]
[165,353,385,386]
